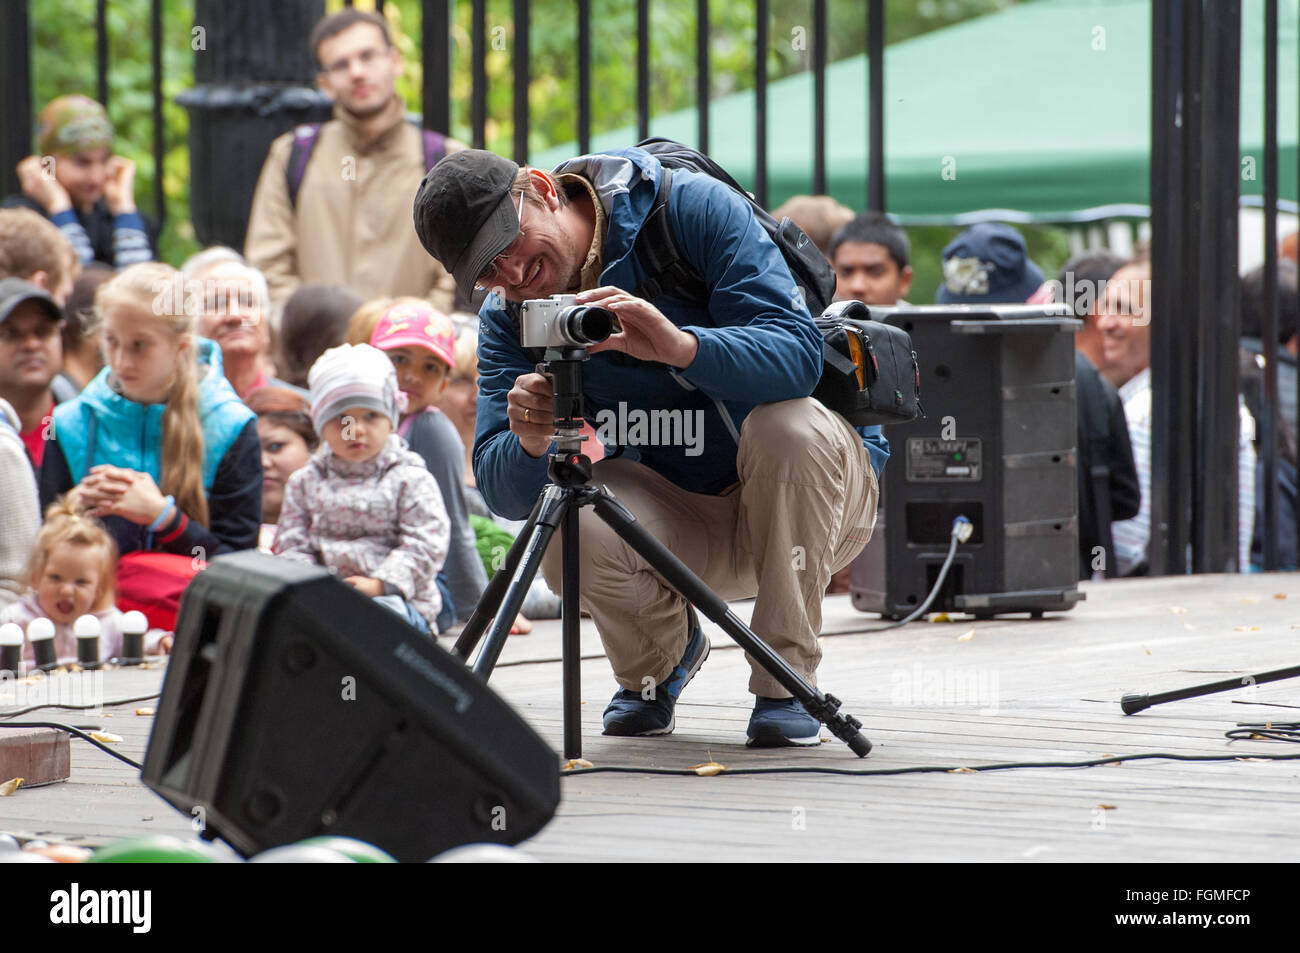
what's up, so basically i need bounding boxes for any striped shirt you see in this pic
[1112,367,1256,574]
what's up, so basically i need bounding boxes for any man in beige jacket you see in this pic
[244,8,463,312]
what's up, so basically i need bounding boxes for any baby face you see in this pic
[36,541,104,625]
[320,406,393,464]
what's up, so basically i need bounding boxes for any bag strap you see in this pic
[285,124,323,210]
[287,122,447,210]
[632,169,709,304]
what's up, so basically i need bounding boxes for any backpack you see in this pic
[629,137,837,317]
[285,120,447,209]
[627,138,920,426]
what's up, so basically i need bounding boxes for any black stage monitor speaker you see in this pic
[852,304,1086,619]
[142,551,560,862]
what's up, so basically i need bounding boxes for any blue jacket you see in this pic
[474,147,889,519]
[40,339,262,556]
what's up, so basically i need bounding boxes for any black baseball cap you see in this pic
[413,149,521,300]
[0,277,63,326]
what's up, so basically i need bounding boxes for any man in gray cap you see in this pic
[0,280,50,608]
[0,278,68,478]
[413,147,888,748]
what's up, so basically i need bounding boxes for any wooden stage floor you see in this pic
[2,572,1298,862]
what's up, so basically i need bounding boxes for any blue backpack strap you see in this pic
[285,124,323,210]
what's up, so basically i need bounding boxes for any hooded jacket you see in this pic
[0,398,40,609]
[473,146,890,519]
[273,433,449,629]
[40,338,261,557]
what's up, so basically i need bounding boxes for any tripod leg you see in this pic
[592,491,872,757]
[469,488,567,679]
[453,492,546,660]
[561,501,583,760]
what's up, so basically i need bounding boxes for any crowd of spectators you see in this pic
[0,6,1285,666]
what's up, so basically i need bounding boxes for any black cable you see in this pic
[855,515,972,632]
[0,693,161,719]
[0,720,143,770]
[1226,721,1300,743]
[561,748,1300,777]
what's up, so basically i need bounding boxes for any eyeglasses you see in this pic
[476,191,528,290]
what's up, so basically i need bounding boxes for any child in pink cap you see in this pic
[369,299,533,633]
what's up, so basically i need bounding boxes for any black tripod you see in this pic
[452,347,873,760]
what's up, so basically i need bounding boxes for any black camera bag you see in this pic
[812,301,924,427]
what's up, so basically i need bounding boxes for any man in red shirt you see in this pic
[0,279,66,475]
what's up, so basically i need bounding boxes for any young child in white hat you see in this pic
[273,343,449,633]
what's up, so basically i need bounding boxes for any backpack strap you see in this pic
[632,169,709,304]
[285,123,323,211]
[288,122,446,210]
[422,128,447,171]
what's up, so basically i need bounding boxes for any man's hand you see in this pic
[578,286,699,369]
[509,372,556,458]
[103,156,137,215]
[345,576,385,598]
[16,155,72,214]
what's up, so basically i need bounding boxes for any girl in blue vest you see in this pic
[39,263,262,565]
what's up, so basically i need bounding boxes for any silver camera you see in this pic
[520,294,617,349]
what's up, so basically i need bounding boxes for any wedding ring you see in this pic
[524,407,531,423]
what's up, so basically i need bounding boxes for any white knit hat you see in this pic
[307,343,404,435]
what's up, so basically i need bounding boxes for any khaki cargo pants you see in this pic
[541,397,879,697]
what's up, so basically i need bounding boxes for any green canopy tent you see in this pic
[533,0,1298,223]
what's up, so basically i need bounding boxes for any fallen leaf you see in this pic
[688,761,726,776]
[1141,645,1151,655]
[947,766,978,773]
[957,629,975,641]
[562,758,593,770]
[1273,594,1287,600]
[1235,757,1270,763]
[87,731,122,744]
[1232,626,1261,632]
[134,708,155,716]
[1169,606,1187,614]
[0,778,21,796]
[1096,804,1117,811]
[1240,597,1259,603]
[931,613,952,623]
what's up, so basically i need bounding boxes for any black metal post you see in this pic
[0,0,32,199]
[578,0,591,154]
[1193,0,1241,573]
[867,0,884,212]
[1149,0,1198,576]
[151,0,166,230]
[472,0,487,149]
[696,0,709,152]
[755,0,768,207]
[97,0,109,108]
[422,0,451,134]
[812,0,826,195]
[177,0,332,250]
[637,0,650,142]
[1260,0,1280,570]
[513,0,529,163]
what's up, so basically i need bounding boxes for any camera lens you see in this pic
[560,306,614,345]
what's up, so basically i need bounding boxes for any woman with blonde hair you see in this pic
[39,262,262,574]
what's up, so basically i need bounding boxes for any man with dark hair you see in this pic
[1239,260,1298,568]
[244,9,465,309]
[828,211,913,306]
[1057,250,1125,370]
[412,147,886,747]
[0,279,69,478]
